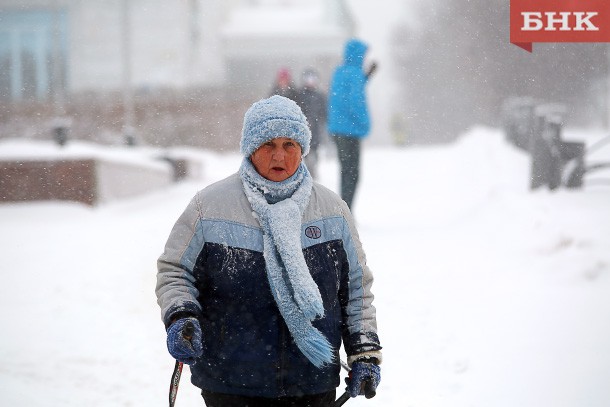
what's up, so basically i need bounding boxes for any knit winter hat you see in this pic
[240,95,311,157]
[277,67,291,82]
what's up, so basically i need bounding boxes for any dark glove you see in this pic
[366,61,378,78]
[166,317,203,365]
[348,360,381,398]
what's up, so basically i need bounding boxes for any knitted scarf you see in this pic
[239,158,334,368]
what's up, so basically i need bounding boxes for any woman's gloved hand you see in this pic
[166,317,203,365]
[348,359,381,398]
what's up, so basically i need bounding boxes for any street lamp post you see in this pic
[122,0,136,145]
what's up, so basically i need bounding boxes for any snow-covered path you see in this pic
[1,127,609,406]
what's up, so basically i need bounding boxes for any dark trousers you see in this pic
[333,135,361,209]
[201,389,336,407]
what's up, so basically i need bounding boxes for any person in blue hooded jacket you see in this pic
[327,38,377,209]
[157,95,382,407]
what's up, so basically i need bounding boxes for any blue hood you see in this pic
[343,39,367,68]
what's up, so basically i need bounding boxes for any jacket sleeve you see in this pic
[339,201,382,361]
[156,194,204,328]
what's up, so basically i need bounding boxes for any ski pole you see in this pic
[335,391,351,406]
[334,360,351,406]
[169,321,195,407]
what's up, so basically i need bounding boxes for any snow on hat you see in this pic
[240,95,311,157]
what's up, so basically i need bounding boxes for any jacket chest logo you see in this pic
[305,226,322,239]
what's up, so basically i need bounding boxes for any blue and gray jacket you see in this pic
[327,39,371,138]
[156,173,381,398]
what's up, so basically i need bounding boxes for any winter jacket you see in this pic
[295,87,327,151]
[156,173,381,398]
[327,39,371,138]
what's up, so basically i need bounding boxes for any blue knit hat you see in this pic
[240,95,311,157]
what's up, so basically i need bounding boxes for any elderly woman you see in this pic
[156,95,381,407]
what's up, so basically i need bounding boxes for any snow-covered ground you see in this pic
[1,126,609,407]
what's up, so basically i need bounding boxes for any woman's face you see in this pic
[251,137,302,182]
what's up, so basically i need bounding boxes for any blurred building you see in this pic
[0,0,354,102]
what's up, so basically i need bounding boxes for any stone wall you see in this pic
[0,157,175,206]
[0,159,97,205]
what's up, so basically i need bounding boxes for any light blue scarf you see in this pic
[239,158,334,368]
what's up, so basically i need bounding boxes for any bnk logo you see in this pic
[521,12,599,31]
[510,0,610,52]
